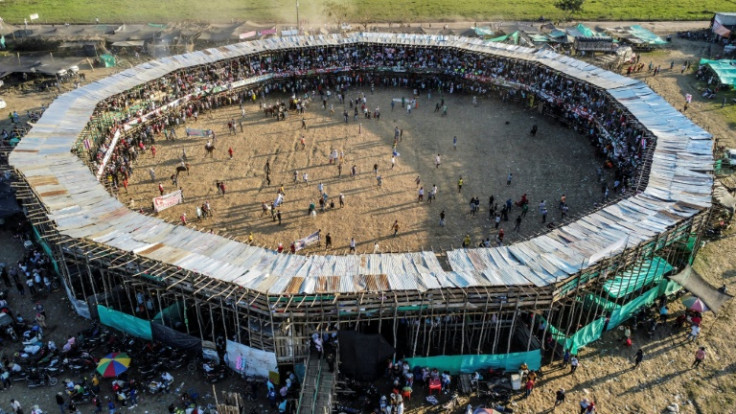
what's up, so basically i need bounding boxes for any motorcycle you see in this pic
[62,355,96,373]
[202,361,227,384]
[22,327,43,346]
[146,372,173,395]
[66,382,97,405]
[8,368,28,382]
[25,368,58,388]
[138,361,164,380]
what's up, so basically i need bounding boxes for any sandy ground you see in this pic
[2,24,736,413]
[126,89,604,253]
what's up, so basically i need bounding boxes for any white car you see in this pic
[0,98,6,109]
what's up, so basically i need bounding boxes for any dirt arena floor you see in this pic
[126,89,607,253]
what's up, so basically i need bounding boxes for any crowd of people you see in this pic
[88,42,649,207]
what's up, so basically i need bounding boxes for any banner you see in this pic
[259,28,277,36]
[239,31,257,40]
[185,127,212,137]
[294,230,320,251]
[225,339,278,378]
[713,20,732,38]
[153,190,183,213]
[29,13,39,20]
[95,129,121,180]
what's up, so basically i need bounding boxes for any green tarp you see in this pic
[473,27,494,37]
[577,23,595,37]
[31,225,60,275]
[98,305,152,340]
[541,316,606,355]
[608,279,680,329]
[628,25,668,45]
[405,350,541,374]
[602,257,673,298]
[582,293,619,313]
[489,31,520,45]
[100,54,116,68]
[543,277,682,354]
[152,301,184,325]
[700,59,736,87]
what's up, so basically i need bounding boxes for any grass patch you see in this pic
[0,0,730,24]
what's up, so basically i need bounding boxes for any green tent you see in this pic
[700,59,736,87]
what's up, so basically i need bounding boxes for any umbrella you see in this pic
[682,296,710,313]
[96,352,131,377]
[473,408,501,414]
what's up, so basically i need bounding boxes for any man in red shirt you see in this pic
[524,378,534,398]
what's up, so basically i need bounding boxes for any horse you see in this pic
[175,163,190,178]
[204,141,215,157]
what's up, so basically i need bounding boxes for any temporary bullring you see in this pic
[9,33,713,378]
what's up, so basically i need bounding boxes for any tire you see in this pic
[49,377,58,386]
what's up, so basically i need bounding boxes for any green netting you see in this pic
[700,59,736,87]
[628,25,668,45]
[603,257,673,298]
[98,305,152,340]
[31,225,60,275]
[405,350,541,374]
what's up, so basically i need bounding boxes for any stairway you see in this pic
[297,353,336,414]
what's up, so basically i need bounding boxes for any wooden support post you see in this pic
[460,293,469,354]
[506,297,520,354]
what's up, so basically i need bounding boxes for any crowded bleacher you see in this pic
[86,43,651,197]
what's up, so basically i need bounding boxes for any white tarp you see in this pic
[225,339,278,378]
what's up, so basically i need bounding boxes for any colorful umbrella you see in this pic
[96,352,131,377]
[682,296,710,313]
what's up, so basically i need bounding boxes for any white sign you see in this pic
[226,339,278,378]
[29,13,39,20]
[153,190,183,213]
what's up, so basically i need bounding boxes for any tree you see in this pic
[554,0,585,17]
